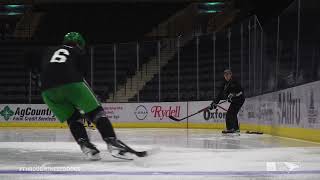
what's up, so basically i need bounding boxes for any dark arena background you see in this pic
[0,0,320,179]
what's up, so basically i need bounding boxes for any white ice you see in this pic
[0,128,320,180]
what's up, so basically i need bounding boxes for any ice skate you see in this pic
[104,137,147,160]
[222,129,240,136]
[78,138,101,161]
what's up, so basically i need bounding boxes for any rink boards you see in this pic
[0,80,320,142]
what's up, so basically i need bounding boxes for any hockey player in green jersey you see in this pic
[41,32,146,160]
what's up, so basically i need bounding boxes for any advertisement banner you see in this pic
[187,101,230,123]
[239,81,320,129]
[0,104,58,123]
[102,102,188,123]
[0,80,319,130]
[240,97,277,125]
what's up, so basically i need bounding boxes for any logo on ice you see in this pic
[151,106,181,120]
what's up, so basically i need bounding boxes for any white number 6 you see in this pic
[50,49,70,63]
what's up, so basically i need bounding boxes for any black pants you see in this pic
[226,99,244,130]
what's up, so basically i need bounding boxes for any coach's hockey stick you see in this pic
[245,131,263,135]
[169,101,228,122]
[213,103,228,112]
[169,106,210,122]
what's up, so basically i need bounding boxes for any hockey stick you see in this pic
[169,106,210,122]
[117,140,147,157]
[169,101,228,122]
[245,131,263,135]
[214,103,228,112]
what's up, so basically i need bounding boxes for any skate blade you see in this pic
[87,153,101,161]
[110,150,134,161]
[222,133,240,136]
[111,148,158,160]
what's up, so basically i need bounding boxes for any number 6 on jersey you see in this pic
[50,49,70,63]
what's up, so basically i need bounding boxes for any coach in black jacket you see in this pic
[210,69,245,134]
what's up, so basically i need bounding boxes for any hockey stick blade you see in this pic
[168,115,184,121]
[111,150,147,161]
[135,151,148,157]
[245,131,263,135]
[117,140,148,157]
[112,150,148,160]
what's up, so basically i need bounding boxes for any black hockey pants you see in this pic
[225,99,245,130]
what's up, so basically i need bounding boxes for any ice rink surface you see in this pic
[0,128,320,180]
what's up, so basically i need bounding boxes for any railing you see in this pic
[1,0,319,104]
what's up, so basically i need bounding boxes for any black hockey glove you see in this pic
[209,102,217,110]
[227,93,234,103]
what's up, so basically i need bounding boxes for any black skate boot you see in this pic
[78,138,101,161]
[104,137,147,160]
[222,129,232,134]
[222,129,240,136]
[88,124,96,130]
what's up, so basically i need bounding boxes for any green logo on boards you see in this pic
[0,106,14,121]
